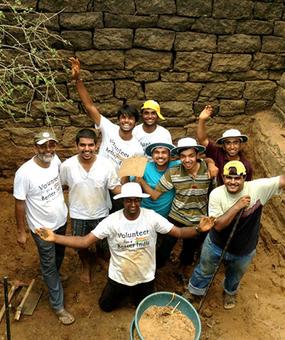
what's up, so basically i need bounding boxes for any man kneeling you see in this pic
[37,182,215,312]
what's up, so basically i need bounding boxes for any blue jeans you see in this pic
[188,234,256,296]
[32,224,67,311]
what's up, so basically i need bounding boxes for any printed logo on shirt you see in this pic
[38,175,62,202]
[105,139,129,165]
[117,229,150,250]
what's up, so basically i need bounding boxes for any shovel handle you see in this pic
[14,279,35,321]
[0,285,17,323]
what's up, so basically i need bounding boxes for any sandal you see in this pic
[223,292,236,310]
[56,308,75,325]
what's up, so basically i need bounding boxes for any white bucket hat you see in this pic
[145,142,175,157]
[216,129,248,145]
[113,182,150,200]
[171,137,205,156]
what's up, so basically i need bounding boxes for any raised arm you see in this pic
[15,199,27,248]
[69,57,101,126]
[36,228,98,249]
[135,177,162,200]
[197,105,214,147]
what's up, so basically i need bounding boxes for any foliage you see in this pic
[0,0,71,124]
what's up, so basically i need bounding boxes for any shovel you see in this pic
[0,279,27,323]
[14,279,42,320]
[198,208,244,312]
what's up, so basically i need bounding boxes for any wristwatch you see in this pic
[195,225,202,234]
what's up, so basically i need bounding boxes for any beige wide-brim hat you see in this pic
[171,137,205,156]
[216,129,248,145]
[113,182,150,200]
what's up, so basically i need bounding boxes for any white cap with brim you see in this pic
[34,131,58,145]
[113,182,150,200]
[145,142,175,157]
[171,137,206,156]
[216,129,248,145]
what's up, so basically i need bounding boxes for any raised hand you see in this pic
[199,105,213,120]
[199,216,216,232]
[69,57,81,81]
[35,228,56,242]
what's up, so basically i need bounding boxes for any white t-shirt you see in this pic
[13,155,67,233]
[133,124,172,152]
[209,177,280,217]
[96,116,144,171]
[60,155,120,219]
[92,208,173,286]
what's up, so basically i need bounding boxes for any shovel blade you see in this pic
[22,287,42,316]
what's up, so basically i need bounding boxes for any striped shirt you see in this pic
[155,160,211,225]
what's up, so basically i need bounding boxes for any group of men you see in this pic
[14,57,285,326]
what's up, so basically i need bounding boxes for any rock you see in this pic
[94,29,133,49]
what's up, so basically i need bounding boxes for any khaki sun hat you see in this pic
[223,161,247,176]
[34,131,58,145]
[216,129,248,145]
[113,182,150,200]
[141,100,165,120]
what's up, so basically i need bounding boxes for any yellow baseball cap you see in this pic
[141,100,165,120]
[223,161,246,176]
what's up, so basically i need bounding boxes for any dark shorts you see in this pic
[99,278,155,312]
[71,218,109,257]
[71,218,104,236]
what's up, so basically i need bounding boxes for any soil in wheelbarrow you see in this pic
[138,305,195,340]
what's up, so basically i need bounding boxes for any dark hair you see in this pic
[75,128,97,145]
[227,167,246,177]
[117,104,139,122]
[177,147,198,155]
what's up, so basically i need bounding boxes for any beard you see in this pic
[37,153,54,163]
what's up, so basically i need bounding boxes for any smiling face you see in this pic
[152,147,170,169]
[222,138,242,158]
[77,137,96,162]
[223,175,245,194]
[118,113,136,132]
[179,148,198,172]
[35,140,57,164]
[142,108,158,127]
[123,197,141,219]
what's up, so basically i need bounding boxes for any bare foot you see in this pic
[80,265,92,283]
[80,270,92,283]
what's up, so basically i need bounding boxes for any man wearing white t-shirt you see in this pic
[133,100,172,153]
[14,131,74,325]
[69,57,144,172]
[36,182,215,312]
[60,128,121,283]
[187,161,285,310]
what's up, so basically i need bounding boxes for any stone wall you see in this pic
[1,0,285,190]
[272,72,285,125]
